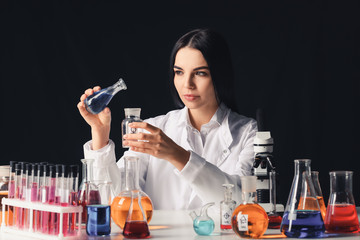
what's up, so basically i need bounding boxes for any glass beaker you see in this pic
[121,108,143,148]
[280,159,325,238]
[232,176,269,238]
[78,159,101,224]
[311,171,326,220]
[324,171,359,233]
[111,156,153,230]
[86,181,112,236]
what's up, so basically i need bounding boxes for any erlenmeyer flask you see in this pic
[280,159,325,238]
[78,159,101,224]
[84,78,127,114]
[111,156,153,230]
[311,171,326,221]
[324,171,359,233]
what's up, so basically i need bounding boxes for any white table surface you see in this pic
[1,209,360,240]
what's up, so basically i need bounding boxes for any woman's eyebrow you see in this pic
[173,65,183,70]
[193,66,209,71]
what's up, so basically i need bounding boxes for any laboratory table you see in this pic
[1,209,360,240]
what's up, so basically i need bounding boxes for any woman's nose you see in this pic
[184,74,195,89]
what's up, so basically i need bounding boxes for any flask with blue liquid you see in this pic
[84,78,127,114]
[280,159,325,238]
[189,202,215,236]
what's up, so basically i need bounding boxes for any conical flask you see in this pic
[324,171,359,233]
[84,78,127,114]
[111,156,153,230]
[311,171,326,221]
[280,159,325,238]
[78,159,101,224]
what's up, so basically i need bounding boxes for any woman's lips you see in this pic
[183,94,199,101]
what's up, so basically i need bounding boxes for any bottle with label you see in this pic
[220,184,236,231]
[231,176,268,238]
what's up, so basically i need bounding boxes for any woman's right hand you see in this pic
[77,86,111,150]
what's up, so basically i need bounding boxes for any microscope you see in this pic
[253,108,284,213]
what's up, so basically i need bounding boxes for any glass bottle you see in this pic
[84,78,127,114]
[324,171,359,233]
[220,184,236,231]
[311,171,326,221]
[267,170,282,229]
[78,159,101,224]
[111,156,153,230]
[231,176,268,238]
[121,108,143,148]
[280,159,325,238]
[190,202,215,236]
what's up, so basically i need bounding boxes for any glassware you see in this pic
[84,78,127,114]
[0,165,10,226]
[121,108,143,148]
[111,156,153,230]
[232,176,268,238]
[311,171,326,221]
[78,159,101,224]
[267,170,282,229]
[190,202,215,236]
[280,159,325,238]
[86,181,112,236]
[220,184,236,231]
[324,171,359,233]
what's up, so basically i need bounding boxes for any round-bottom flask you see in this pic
[231,176,268,238]
[111,156,153,230]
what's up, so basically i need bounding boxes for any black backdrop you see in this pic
[1,1,359,207]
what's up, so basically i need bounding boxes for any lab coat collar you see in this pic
[177,103,228,130]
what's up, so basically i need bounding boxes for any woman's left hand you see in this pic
[123,122,190,171]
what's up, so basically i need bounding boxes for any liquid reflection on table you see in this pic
[1,209,360,240]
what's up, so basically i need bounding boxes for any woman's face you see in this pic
[173,47,218,112]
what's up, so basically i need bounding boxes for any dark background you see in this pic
[1,1,359,207]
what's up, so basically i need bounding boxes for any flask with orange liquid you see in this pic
[311,171,326,220]
[231,176,269,238]
[111,156,153,231]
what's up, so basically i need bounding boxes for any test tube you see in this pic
[43,165,55,234]
[7,161,17,226]
[69,165,79,234]
[13,163,21,228]
[24,164,33,229]
[61,165,70,236]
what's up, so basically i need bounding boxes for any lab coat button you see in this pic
[223,149,228,153]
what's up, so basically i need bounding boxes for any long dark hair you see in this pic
[169,28,238,112]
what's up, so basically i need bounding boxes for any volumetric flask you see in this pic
[324,171,359,233]
[86,181,112,236]
[280,159,325,238]
[311,171,326,221]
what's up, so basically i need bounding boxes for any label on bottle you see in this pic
[221,205,234,225]
[237,211,248,231]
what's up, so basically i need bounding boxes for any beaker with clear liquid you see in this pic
[84,78,127,114]
[280,159,325,238]
[324,171,359,233]
[311,171,326,221]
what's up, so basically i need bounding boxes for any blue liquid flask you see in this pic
[84,78,127,114]
[86,205,111,236]
[280,159,325,238]
[189,202,215,236]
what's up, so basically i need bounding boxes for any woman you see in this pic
[77,28,257,210]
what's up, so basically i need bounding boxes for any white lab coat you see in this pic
[83,103,257,210]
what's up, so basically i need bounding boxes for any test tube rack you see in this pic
[1,198,83,240]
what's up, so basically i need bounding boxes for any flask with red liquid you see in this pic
[111,156,152,238]
[78,159,101,225]
[324,171,359,233]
